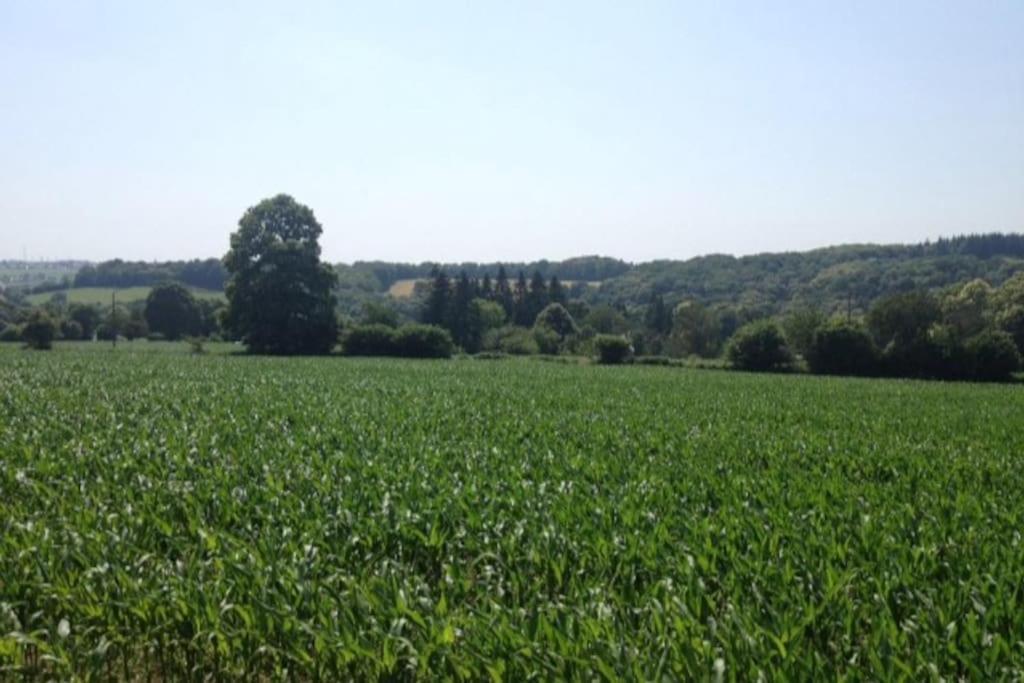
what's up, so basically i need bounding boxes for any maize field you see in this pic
[2,345,1023,679]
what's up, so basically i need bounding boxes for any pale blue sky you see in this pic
[1,1,1021,263]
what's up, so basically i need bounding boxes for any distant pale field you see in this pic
[387,278,600,298]
[387,278,422,298]
[26,286,224,306]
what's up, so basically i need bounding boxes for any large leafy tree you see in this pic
[867,290,941,348]
[68,303,102,340]
[466,298,505,352]
[144,282,200,340]
[534,303,578,340]
[644,293,673,335]
[223,195,338,354]
[942,279,993,339]
[672,300,721,357]
[782,306,826,358]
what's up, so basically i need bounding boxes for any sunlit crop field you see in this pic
[2,345,1023,679]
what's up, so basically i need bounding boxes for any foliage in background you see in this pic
[73,258,226,291]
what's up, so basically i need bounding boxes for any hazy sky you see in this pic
[1,1,1021,264]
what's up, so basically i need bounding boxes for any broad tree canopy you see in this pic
[223,195,338,354]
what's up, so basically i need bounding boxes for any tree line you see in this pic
[28,232,1024,324]
[3,283,224,349]
[2,194,1021,382]
[419,268,572,351]
[353,256,630,290]
[720,277,1024,382]
[72,259,228,291]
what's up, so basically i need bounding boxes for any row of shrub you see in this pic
[341,324,454,359]
[725,319,1022,382]
[1,311,56,349]
[805,322,1021,382]
[3,312,458,360]
[0,315,216,347]
[0,324,21,343]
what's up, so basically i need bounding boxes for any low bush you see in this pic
[123,318,149,341]
[532,327,561,355]
[342,324,397,356]
[881,334,970,381]
[634,355,676,366]
[22,310,57,350]
[726,320,792,372]
[806,322,879,377]
[473,351,509,361]
[392,324,454,359]
[484,326,539,355]
[96,324,119,342]
[187,337,207,355]
[966,329,1021,382]
[594,334,632,364]
[342,323,453,359]
[532,354,581,365]
[60,319,84,341]
[0,324,22,343]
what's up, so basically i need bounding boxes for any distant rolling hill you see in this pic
[13,233,1024,318]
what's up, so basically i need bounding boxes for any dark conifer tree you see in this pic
[513,271,531,326]
[451,271,474,347]
[548,276,566,305]
[423,267,452,327]
[645,293,672,334]
[495,266,514,318]
[480,274,493,300]
[527,270,549,322]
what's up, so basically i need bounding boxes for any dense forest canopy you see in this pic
[597,239,1024,316]
[73,259,228,291]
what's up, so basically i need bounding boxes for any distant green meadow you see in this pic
[2,344,1023,679]
[25,286,224,306]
